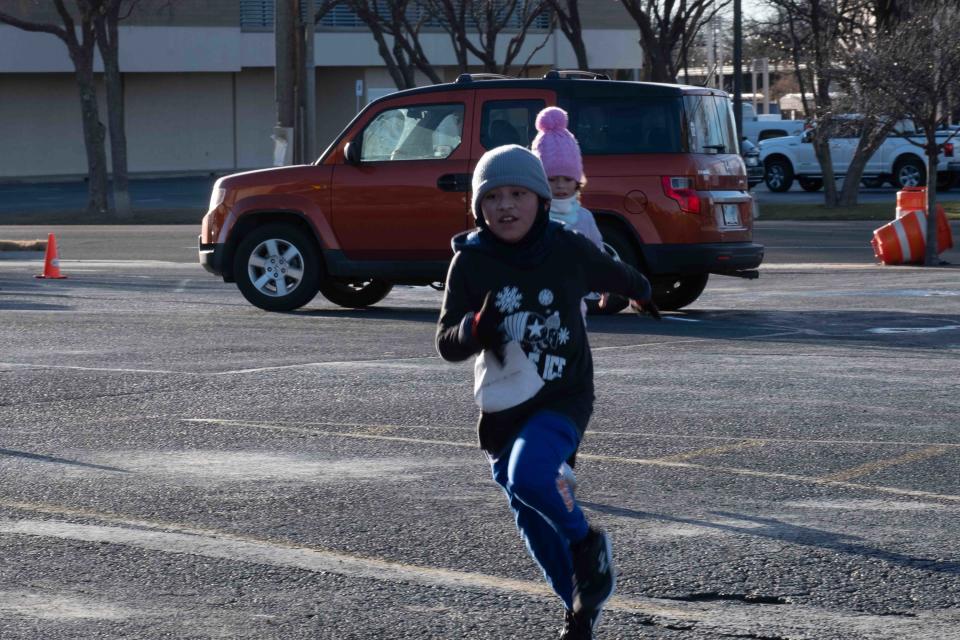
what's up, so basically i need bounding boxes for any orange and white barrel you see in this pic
[873,206,954,264]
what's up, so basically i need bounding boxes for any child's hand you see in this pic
[630,298,662,320]
[475,291,506,364]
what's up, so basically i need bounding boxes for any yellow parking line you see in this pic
[181,417,960,449]
[580,453,960,504]
[653,440,765,463]
[818,446,951,483]
[185,418,960,505]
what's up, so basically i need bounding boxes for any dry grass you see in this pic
[759,201,960,220]
[0,239,46,251]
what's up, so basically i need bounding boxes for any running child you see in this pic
[435,144,660,639]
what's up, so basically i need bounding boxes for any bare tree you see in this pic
[618,0,731,83]
[428,0,552,76]
[94,0,141,219]
[846,2,960,265]
[325,0,551,89]
[545,0,587,70]
[759,0,875,206]
[0,1,109,217]
[327,0,442,90]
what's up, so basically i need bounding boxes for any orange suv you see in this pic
[199,72,763,312]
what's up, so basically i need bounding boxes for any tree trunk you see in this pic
[97,8,131,219]
[837,125,893,207]
[550,0,588,70]
[813,136,839,207]
[837,156,864,207]
[924,137,939,266]
[72,48,109,217]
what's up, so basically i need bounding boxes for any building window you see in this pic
[241,0,549,30]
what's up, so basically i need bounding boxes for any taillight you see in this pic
[946,142,954,157]
[661,176,701,214]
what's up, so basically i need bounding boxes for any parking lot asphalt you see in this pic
[1,225,959,639]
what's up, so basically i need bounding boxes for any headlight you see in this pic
[746,156,759,167]
[208,187,226,211]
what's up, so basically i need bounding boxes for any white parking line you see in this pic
[0,505,956,638]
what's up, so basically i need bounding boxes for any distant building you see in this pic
[0,0,643,180]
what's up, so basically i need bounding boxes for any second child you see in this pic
[532,106,603,252]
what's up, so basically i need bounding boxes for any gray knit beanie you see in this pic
[471,144,552,221]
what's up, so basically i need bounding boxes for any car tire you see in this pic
[233,223,321,312]
[764,157,794,192]
[318,277,393,308]
[861,177,885,189]
[586,225,635,315]
[893,156,926,188]
[798,177,823,192]
[651,274,709,311]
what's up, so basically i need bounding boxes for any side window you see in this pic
[833,119,863,139]
[570,98,682,154]
[480,100,544,150]
[361,103,464,162]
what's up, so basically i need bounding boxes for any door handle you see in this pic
[437,173,471,192]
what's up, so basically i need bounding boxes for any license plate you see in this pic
[719,203,740,226]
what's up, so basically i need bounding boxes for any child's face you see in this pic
[480,185,540,243]
[548,175,578,199]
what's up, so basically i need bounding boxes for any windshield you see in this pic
[683,95,738,154]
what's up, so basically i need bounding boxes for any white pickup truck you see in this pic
[759,122,958,192]
[740,103,805,145]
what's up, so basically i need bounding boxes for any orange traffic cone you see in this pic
[35,233,67,279]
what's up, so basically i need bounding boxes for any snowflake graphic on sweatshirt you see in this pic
[495,286,522,314]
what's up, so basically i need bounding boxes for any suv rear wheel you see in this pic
[764,157,794,192]
[651,274,709,311]
[234,223,321,312]
[798,177,823,192]
[318,278,393,308]
[587,225,633,315]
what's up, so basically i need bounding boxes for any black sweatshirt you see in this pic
[436,222,652,456]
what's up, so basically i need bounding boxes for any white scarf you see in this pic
[549,196,580,225]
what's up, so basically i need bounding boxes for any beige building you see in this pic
[0,0,643,180]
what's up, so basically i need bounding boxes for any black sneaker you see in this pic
[559,609,592,640]
[570,526,615,628]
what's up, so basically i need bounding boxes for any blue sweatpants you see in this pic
[490,411,589,609]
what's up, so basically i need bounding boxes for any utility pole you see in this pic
[274,0,296,165]
[733,0,743,150]
[303,0,317,162]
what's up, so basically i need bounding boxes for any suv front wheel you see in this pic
[234,223,321,312]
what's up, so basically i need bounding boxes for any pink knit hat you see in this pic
[531,107,583,182]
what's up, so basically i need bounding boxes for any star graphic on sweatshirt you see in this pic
[527,319,544,338]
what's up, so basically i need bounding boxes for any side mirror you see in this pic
[344,141,361,165]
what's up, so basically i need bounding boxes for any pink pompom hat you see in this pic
[531,106,583,182]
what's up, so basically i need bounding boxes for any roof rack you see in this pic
[455,73,512,84]
[542,69,610,80]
